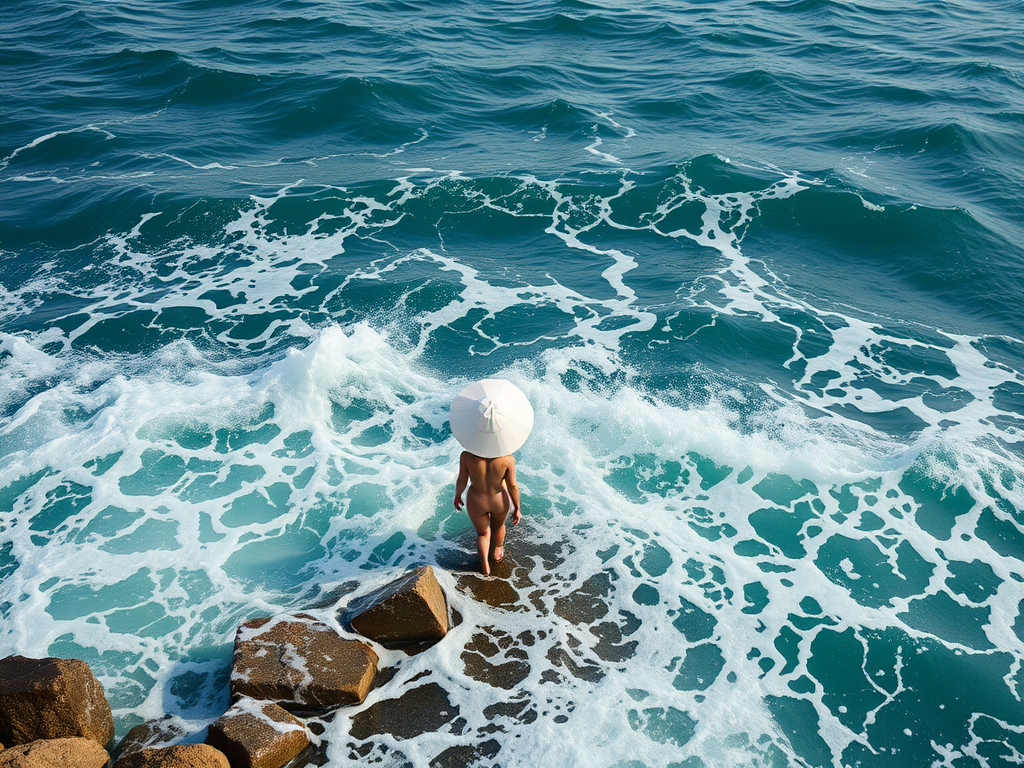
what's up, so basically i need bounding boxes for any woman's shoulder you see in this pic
[461,452,515,467]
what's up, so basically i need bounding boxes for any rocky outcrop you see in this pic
[231,615,378,709]
[114,744,229,768]
[0,565,458,768]
[116,716,189,758]
[348,566,449,647]
[0,656,114,748]
[206,698,310,768]
[0,737,109,768]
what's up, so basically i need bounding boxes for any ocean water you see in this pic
[2,0,1024,765]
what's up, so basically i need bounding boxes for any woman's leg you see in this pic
[468,508,492,575]
[491,489,512,562]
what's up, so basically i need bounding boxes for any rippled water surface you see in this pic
[2,1,1024,766]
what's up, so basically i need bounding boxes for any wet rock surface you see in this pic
[461,627,532,690]
[0,737,109,768]
[344,684,509,768]
[440,533,625,696]
[348,682,459,742]
[429,739,501,768]
[116,716,189,758]
[231,615,378,709]
[553,571,614,624]
[206,697,310,768]
[0,656,114,748]
[347,566,449,648]
[455,571,522,611]
[438,529,567,613]
[114,744,230,768]
[590,611,641,663]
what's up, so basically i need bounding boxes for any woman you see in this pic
[449,379,534,575]
[454,451,521,576]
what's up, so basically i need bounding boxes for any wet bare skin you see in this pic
[454,452,522,575]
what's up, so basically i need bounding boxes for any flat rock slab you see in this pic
[115,744,229,768]
[117,716,190,758]
[348,566,449,647]
[0,737,109,768]
[455,572,522,611]
[207,697,310,768]
[0,656,114,747]
[232,615,378,709]
[349,682,458,742]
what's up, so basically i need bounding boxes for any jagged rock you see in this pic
[0,656,114,747]
[115,744,229,768]
[0,737,109,768]
[232,614,378,709]
[348,566,449,647]
[207,698,310,768]
[117,716,190,758]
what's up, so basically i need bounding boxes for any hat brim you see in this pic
[449,379,534,458]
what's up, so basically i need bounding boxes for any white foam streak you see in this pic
[0,126,112,172]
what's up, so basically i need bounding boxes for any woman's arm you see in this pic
[453,452,469,510]
[505,458,522,525]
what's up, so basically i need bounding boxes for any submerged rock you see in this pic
[232,615,378,709]
[206,697,310,768]
[0,656,114,748]
[114,744,229,768]
[348,566,449,647]
[0,737,109,768]
[348,682,458,742]
[116,716,190,758]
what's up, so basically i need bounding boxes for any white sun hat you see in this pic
[449,378,534,458]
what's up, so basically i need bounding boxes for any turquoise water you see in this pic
[2,1,1024,765]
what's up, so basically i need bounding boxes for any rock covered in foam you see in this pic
[0,737,109,768]
[231,614,378,708]
[116,716,190,758]
[348,566,449,647]
[0,656,114,748]
[114,744,229,768]
[206,697,310,768]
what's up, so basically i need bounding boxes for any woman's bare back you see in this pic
[464,453,513,516]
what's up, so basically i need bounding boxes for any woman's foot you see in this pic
[493,546,504,563]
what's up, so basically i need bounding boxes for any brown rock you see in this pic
[348,566,449,646]
[115,744,229,768]
[231,615,378,709]
[0,737,108,768]
[117,716,190,758]
[207,698,309,768]
[349,682,458,741]
[0,656,114,747]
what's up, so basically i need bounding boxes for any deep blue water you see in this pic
[2,1,1024,766]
